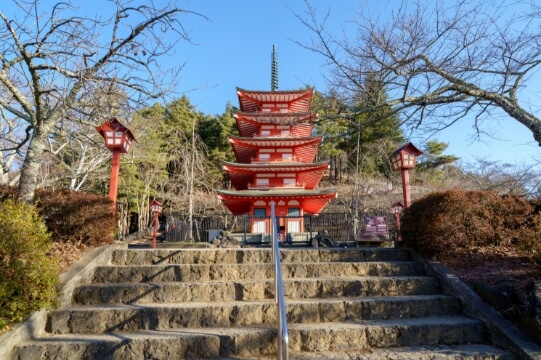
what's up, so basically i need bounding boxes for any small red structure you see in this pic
[390,142,423,207]
[150,200,162,249]
[217,87,337,234]
[391,202,404,241]
[96,118,135,204]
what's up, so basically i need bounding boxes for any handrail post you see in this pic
[270,201,289,360]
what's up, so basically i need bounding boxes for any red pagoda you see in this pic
[217,46,337,234]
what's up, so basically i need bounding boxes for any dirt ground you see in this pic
[441,246,540,287]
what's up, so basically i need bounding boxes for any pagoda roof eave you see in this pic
[217,188,337,215]
[234,112,318,123]
[236,87,314,96]
[236,88,314,113]
[229,135,322,147]
[217,188,336,198]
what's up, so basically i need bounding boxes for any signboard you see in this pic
[364,216,388,233]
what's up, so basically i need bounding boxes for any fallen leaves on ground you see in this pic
[442,245,540,286]
[49,241,93,275]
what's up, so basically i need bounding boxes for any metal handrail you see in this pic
[270,201,289,360]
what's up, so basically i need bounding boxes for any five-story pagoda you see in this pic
[217,46,337,234]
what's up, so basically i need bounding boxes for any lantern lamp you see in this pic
[96,118,136,204]
[150,200,163,214]
[390,142,423,208]
[391,202,404,215]
[96,118,135,154]
[390,142,423,171]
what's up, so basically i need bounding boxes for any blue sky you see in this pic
[173,1,541,167]
[2,0,540,167]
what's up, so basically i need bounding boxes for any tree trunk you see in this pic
[17,129,48,203]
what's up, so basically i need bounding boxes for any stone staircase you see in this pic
[13,247,518,359]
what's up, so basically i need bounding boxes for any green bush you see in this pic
[0,200,58,330]
[0,185,116,247]
[401,189,541,259]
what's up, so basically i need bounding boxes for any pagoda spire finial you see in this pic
[271,45,278,91]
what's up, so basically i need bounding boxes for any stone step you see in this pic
[16,317,495,359]
[15,331,221,360]
[91,261,425,283]
[48,295,462,334]
[219,344,517,360]
[73,276,440,304]
[110,247,412,266]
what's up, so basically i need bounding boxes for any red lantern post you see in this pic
[150,200,163,249]
[391,202,404,242]
[96,118,135,204]
[390,142,423,208]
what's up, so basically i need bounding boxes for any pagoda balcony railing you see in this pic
[250,156,300,163]
[253,131,291,138]
[247,182,306,190]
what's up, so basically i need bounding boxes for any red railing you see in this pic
[247,182,305,190]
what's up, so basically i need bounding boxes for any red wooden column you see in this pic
[109,150,121,203]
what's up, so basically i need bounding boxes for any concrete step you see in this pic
[91,261,425,283]
[110,247,412,266]
[48,295,462,334]
[73,276,441,304]
[16,317,500,359]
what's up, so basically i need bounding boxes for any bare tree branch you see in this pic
[296,0,541,146]
[0,0,207,202]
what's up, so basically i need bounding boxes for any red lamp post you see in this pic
[150,200,163,249]
[390,142,423,208]
[96,118,135,204]
[391,201,404,242]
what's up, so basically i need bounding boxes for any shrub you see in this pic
[35,188,116,246]
[401,189,541,259]
[0,186,116,247]
[0,200,58,330]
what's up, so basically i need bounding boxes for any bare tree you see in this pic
[0,0,206,202]
[459,157,541,197]
[0,109,25,185]
[295,0,541,146]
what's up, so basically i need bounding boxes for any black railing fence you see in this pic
[161,212,396,245]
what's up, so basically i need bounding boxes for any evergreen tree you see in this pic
[416,140,460,187]
[198,103,238,164]
[314,76,405,181]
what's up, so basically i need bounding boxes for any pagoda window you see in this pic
[258,153,270,161]
[262,104,273,112]
[256,178,269,187]
[254,208,266,218]
[253,208,267,233]
[282,153,293,161]
[287,208,301,233]
[278,103,288,113]
[288,208,300,216]
[261,130,270,136]
[281,130,291,136]
[283,178,296,186]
